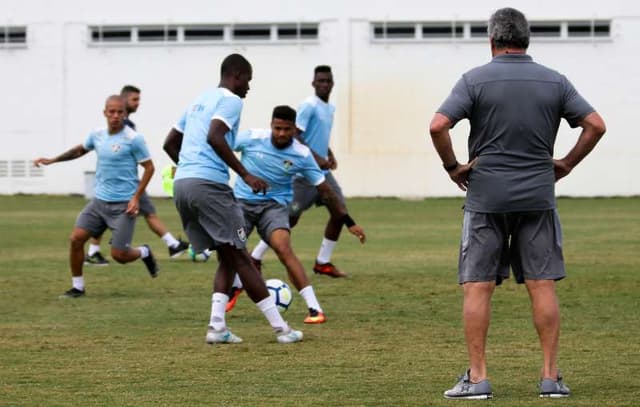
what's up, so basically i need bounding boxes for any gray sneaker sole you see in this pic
[444,394,493,400]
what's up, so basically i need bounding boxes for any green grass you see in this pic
[0,195,638,406]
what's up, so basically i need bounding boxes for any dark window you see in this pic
[278,24,318,39]
[373,23,415,39]
[1,26,27,44]
[530,23,561,37]
[422,24,463,38]
[470,24,488,38]
[138,27,177,42]
[568,21,610,37]
[233,26,271,40]
[91,27,131,42]
[184,27,224,41]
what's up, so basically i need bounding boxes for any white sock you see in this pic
[299,285,322,312]
[232,273,243,290]
[88,244,101,256]
[316,238,337,264]
[256,296,288,332]
[72,276,85,291]
[137,245,149,258]
[251,240,271,261]
[209,293,229,331]
[161,232,180,248]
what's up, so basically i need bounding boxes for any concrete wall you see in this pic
[1,0,638,197]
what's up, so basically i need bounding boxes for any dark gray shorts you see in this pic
[239,199,290,243]
[75,198,137,250]
[289,172,345,217]
[458,210,565,285]
[138,192,156,216]
[173,178,248,252]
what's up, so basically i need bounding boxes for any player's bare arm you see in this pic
[208,119,268,194]
[163,128,184,164]
[554,112,606,181]
[429,112,476,191]
[127,159,154,216]
[33,144,89,167]
[295,128,332,170]
[316,181,366,243]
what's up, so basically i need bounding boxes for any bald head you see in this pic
[104,95,126,134]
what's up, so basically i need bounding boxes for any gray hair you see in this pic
[488,7,530,49]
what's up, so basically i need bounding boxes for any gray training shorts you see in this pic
[75,198,137,250]
[239,199,290,243]
[173,178,248,252]
[458,209,565,285]
[289,172,345,218]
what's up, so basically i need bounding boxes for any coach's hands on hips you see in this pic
[553,158,572,182]
[243,173,269,195]
[449,158,478,191]
[347,225,366,244]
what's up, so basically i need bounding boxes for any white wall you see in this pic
[1,0,638,197]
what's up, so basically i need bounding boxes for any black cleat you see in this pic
[84,251,109,266]
[142,244,159,278]
[60,287,85,298]
[168,239,190,258]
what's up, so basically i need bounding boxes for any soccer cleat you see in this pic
[205,327,243,344]
[168,239,190,258]
[539,372,570,398]
[313,261,347,278]
[84,251,109,266]
[304,308,327,324]
[60,287,85,298]
[443,370,493,400]
[141,244,159,278]
[225,287,243,312]
[251,257,263,273]
[275,327,304,344]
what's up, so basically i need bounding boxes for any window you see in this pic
[530,22,561,37]
[422,23,463,38]
[568,21,611,37]
[372,23,415,39]
[138,26,178,42]
[1,26,27,44]
[90,26,131,42]
[232,25,271,40]
[184,26,224,41]
[470,23,488,38]
[277,24,319,40]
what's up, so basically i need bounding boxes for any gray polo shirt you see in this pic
[438,54,594,213]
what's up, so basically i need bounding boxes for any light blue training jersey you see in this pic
[83,125,151,202]
[296,95,335,164]
[233,128,325,206]
[173,87,243,184]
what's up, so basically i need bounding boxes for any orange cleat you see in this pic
[313,261,347,278]
[225,287,243,313]
[304,308,327,324]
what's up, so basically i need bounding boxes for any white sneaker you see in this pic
[205,327,243,344]
[275,327,303,344]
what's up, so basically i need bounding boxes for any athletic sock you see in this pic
[161,232,180,248]
[137,245,149,258]
[316,238,337,264]
[251,240,270,261]
[209,293,229,331]
[232,273,243,290]
[299,285,322,312]
[88,244,101,256]
[256,296,288,332]
[72,276,85,291]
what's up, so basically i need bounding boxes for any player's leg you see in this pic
[314,173,348,277]
[108,202,158,277]
[462,281,495,382]
[139,193,189,258]
[512,210,569,397]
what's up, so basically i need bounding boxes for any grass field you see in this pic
[0,195,638,406]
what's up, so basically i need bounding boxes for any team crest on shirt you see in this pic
[283,160,293,171]
[237,227,247,242]
[111,144,121,153]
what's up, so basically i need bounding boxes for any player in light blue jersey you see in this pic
[163,54,303,344]
[251,65,357,278]
[224,106,366,323]
[33,95,160,298]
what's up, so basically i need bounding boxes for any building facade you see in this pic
[1,0,637,197]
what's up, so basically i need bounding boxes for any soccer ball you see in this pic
[188,244,210,262]
[266,278,293,312]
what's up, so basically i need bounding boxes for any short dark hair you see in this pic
[314,65,332,75]
[488,7,530,50]
[120,85,140,95]
[272,105,296,123]
[221,53,252,77]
